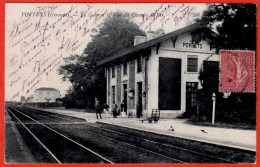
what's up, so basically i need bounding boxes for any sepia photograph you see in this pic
[4,3,257,164]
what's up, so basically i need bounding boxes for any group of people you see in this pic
[94,100,126,119]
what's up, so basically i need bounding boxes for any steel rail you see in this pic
[14,106,255,163]
[32,108,240,163]
[20,107,77,122]
[14,106,187,163]
[8,106,114,164]
[20,106,84,123]
[87,124,238,163]
[12,106,186,163]
[6,107,62,164]
[81,126,188,163]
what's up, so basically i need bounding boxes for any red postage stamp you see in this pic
[220,50,255,92]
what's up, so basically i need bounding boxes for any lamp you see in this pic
[128,88,134,98]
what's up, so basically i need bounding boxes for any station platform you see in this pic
[5,106,256,163]
[41,108,256,151]
[5,111,36,163]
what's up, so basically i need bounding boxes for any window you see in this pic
[112,66,115,78]
[123,63,127,75]
[137,57,142,73]
[187,57,198,72]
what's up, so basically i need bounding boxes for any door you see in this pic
[159,58,181,110]
[186,82,198,116]
[123,84,127,113]
[111,86,115,104]
[137,82,142,118]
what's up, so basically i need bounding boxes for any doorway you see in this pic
[137,82,142,118]
[186,82,198,117]
[111,86,115,104]
[123,84,127,113]
[159,58,181,110]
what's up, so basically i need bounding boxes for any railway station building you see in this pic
[97,23,219,119]
[26,87,61,103]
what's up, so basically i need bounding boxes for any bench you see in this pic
[141,109,160,123]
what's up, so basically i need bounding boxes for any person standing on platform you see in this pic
[112,101,118,118]
[102,103,109,118]
[121,100,127,117]
[121,101,125,112]
[95,101,102,119]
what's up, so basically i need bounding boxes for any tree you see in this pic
[197,3,256,51]
[59,11,146,109]
[84,12,146,61]
[192,4,256,126]
[20,96,26,102]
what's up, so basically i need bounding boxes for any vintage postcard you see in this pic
[3,2,258,165]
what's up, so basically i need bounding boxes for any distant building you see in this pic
[32,87,61,103]
[97,23,219,118]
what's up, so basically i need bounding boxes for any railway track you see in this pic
[6,105,256,164]
[94,123,256,163]
[7,106,185,163]
[6,106,114,164]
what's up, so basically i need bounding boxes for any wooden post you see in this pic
[212,93,216,125]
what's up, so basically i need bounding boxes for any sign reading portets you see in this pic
[183,42,203,49]
[220,50,255,93]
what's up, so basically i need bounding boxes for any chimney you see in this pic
[146,28,165,41]
[134,36,147,46]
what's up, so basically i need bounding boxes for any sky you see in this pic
[5,3,208,101]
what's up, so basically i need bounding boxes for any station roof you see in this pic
[97,23,208,66]
[35,87,59,91]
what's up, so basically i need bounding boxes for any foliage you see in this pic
[191,4,256,125]
[195,61,220,121]
[195,56,256,125]
[84,12,146,61]
[59,12,145,109]
[196,3,256,51]
[20,96,26,102]
[195,62,256,125]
